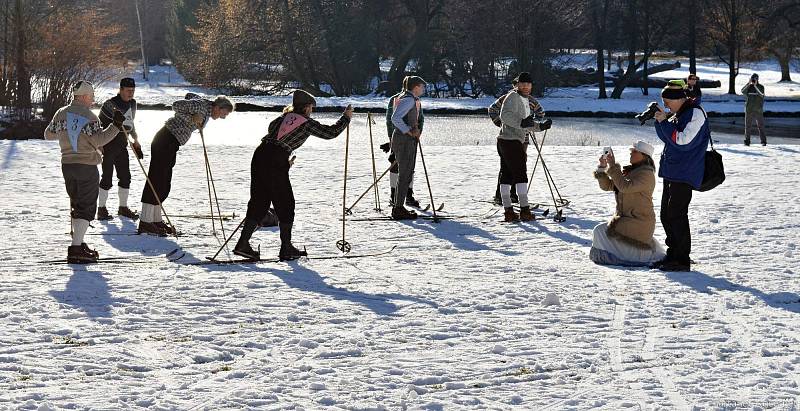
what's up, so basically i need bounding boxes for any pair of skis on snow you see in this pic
[38,246,397,266]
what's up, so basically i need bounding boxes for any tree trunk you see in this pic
[14,0,31,119]
[776,48,793,82]
[597,46,607,99]
[688,11,697,74]
[727,0,738,95]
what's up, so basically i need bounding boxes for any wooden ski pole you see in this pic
[367,112,381,211]
[123,129,179,238]
[417,141,439,222]
[345,162,395,214]
[199,128,228,243]
[337,122,352,253]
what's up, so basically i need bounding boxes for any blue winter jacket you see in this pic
[654,102,711,189]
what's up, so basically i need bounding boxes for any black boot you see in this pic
[391,206,417,220]
[389,188,396,207]
[234,219,261,260]
[504,207,520,222]
[278,223,306,260]
[117,207,139,221]
[81,243,99,259]
[67,245,98,264]
[405,188,420,208]
[97,207,112,221]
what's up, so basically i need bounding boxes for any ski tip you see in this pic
[436,203,445,211]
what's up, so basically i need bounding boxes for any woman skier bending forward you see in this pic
[234,90,353,261]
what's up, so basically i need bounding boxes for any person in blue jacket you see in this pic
[652,81,711,272]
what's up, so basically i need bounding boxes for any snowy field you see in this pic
[94,57,800,115]
[1,114,799,409]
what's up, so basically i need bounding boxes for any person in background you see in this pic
[496,72,552,222]
[383,76,423,209]
[97,77,142,221]
[488,77,546,205]
[685,73,702,104]
[389,76,427,220]
[741,73,767,146]
[590,141,666,267]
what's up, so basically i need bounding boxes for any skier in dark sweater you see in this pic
[138,95,234,236]
[382,76,423,208]
[233,90,353,261]
[97,77,142,221]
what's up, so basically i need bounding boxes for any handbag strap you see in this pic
[697,106,715,151]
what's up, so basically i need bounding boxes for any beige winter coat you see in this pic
[594,162,657,249]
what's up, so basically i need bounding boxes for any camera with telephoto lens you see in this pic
[635,102,659,125]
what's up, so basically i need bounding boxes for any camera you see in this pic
[602,146,613,159]
[635,102,659,125]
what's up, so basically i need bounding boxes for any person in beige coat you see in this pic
[590,141,666,267]
[45,81,124,263]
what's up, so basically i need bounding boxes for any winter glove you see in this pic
[192,113,205,129]
[537,118,552,131]
[131,141,144,160]
[520,115,536,129]
[380,142,391,153]
[112,109,126,129]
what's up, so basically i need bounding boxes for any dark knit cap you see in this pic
[661,83,687,100]
[406,76,427,90]
[120,77,135,88]
[514,72,534,84]
[292,89,317,108]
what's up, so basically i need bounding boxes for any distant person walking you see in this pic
[741,73,767,146]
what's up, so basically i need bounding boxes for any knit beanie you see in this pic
[292,89,317,108]
[120,78,136,88]
[72,81,94,96]
[514,72,534,84]
[661,80,687,100]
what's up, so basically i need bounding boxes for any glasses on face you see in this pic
[688,77,698,81]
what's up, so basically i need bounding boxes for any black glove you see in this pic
[133,144,144,160]
[380,142,391,153]
[537,118,552,131]
[520,115,536,128]
[112,109,126,129]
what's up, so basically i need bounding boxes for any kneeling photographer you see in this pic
[651,81,711,272]
[590,141,666,267]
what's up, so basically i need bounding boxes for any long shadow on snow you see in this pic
[97,218,197,261]
[772,146,800,155]
[716,146,768,157]
[49,266,131,320]
[0,140,18,173]
[199,261,438,316]
[515,216,596,248]
[396,217,518,256]
[664,270,800,314]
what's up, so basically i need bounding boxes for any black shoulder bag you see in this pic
[697,107,725,192]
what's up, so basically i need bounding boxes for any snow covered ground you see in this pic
[94,57,800,115]
[1,114,799,409]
